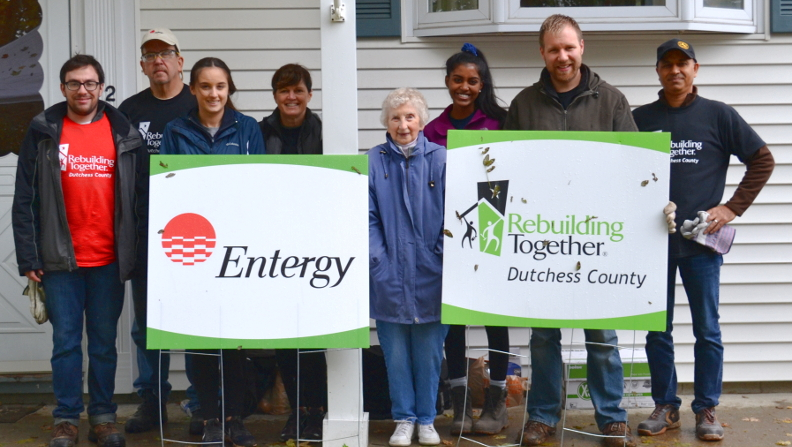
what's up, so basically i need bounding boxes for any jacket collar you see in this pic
[185,107,238,138]
[32,101,135,150]
[540,64,591,102]
[657,85,698,108]
[384,131,437,159]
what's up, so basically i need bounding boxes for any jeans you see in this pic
[376,320,448,425]
[131,277,171,400]
[42,263,125,426]
[645,253,723,414]
[528,328,626,430]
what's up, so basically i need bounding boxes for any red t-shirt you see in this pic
[59,115,117,267]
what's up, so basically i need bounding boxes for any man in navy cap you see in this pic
[632,39,775,442]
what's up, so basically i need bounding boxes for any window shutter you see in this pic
[357,0,401,37]
[772,0,792,32]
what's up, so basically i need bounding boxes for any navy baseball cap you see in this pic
[656,39,696,64]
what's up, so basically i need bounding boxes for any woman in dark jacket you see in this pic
[160,57,263,447]
[261,64,327,442]
[259,63,322,154]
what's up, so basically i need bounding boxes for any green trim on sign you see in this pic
[150,155,369,176]
[146,326,370,349]
[441,304,666,331]
[447,130,670,154]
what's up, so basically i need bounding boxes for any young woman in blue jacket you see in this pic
[368,88,448,447]
[160,57,263,447]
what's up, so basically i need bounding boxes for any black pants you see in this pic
[275,349,328,409]
[444,325,510,381]
[192,349,247,420]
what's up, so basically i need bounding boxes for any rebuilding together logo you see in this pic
[160,213,355,289]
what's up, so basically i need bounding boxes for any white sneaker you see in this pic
[389,420,415,447]
[418,423,441,446]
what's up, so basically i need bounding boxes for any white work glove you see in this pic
[681,211,711,240]
[663,201,677,234]
[24,279,48,324]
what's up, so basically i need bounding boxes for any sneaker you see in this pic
[88,422,126,447]
[473,385,508,435]
[389,420,415,447]
[202,418,224,445]
[449,386,473,435]
[302,408,325,441]
[279,410,306,441]
[50,421,79,447]
[695,407,725,441]
[189,409,205,436]
[125,390,167,433]
[519,420,556,446]
[418,423,441,446]
[601,422,636,447]
[225,416,257,447]
[637,404,680,436]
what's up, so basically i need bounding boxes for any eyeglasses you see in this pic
[64,81,101,91]
[141,49,179,63]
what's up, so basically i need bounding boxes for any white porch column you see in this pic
[319,1,368,446]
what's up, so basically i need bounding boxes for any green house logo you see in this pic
[458,180,509,257]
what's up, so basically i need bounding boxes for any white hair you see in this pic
[380,87,430,128]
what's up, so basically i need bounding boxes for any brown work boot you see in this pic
[50,421,79,447]
[449,386,473,435]
[695,407,725,441]
[601,422,636,447]
[473,385,508,434]
[519,420,556,446]
[637,404,681,436]
[88,422,126,447]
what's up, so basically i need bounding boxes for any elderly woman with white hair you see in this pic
[368,88,448,447]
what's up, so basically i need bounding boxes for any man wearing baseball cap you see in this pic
[632,39,774,442]
[119,28,198,435]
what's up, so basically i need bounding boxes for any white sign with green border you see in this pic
[146,155,370,349]
[442,131,671,331]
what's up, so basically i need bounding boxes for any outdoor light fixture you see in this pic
[331,0,346,22]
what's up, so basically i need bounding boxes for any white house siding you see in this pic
[136,0,791,385]
[357,33,792,384]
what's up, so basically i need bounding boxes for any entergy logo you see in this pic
[58,144,69,171]
[458,180,509,256]
[161,213,217,265]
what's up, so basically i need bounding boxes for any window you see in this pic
[404,0,763,36]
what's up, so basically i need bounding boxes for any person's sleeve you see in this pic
[133,125,149,276]
[246,117,266,154]
[613,94,638,132]
[160,123,177,155]
[724,145,775,216]
[503,97,520,131]
[368,154,390,281]
[12,128,43,275]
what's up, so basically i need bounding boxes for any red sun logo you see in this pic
[161,213,217,265]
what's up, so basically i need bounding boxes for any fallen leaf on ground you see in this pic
[788,433,792,437]
[775,441,790,446]
[721,422,730,427]
[742,417,760,422]
[441,440,454,445]
[780,418,792,424]
[493,435,506,439]
[788,406,792,409]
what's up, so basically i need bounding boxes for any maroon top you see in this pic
[424,104,502,148]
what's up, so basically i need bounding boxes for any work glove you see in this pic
[663,201,677,234]
[24,279,47,324]
[681,211,711,240]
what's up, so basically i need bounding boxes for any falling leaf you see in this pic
[641,180,649,187]
[487,166,495,173]
[474,264,478,271]
[652,173,658,182]
[742,417,760,422]
[157,229,164,234]
[443,229,453,238]
[521,198,527,204]
[351,166,361,175]
[159,161,169,168]
[576,261,581,271]
[166,173,175,178]
[481,147,490,155]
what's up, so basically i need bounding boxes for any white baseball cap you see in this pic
[141,28,180,52]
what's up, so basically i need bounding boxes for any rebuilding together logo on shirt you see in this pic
[670,139,704,164]
[58,144,115,177]
[138,121,163,152]
[160,213,355,289]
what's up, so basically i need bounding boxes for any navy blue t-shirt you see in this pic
[633,94,765,258]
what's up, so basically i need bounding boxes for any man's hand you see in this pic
[704,205,736,234]
[25,270,44,283]
[663,201,677,234]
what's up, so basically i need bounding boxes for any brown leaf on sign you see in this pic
[521,198,527,203]
[481,147,489,155]
[474,265,478,272]
[157,229,164,234]
[166,173,175,178]
[487,166,495,173]
[159,161,168,168]
[443,229,453,238]
[351,166,362,175]
[641,180,649,187]
[576,261,581,271]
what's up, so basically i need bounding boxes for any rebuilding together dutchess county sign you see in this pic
[146,155,370,349]
[441,131,671,331]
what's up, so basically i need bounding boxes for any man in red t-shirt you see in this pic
[13,54,144,447]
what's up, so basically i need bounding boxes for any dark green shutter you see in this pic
[772,0,792,32]
[357,0,401,37]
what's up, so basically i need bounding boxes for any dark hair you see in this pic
[271,63,312,92]
[190,57,238,111]
[445,44,506,125]
[60,54,105,84]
